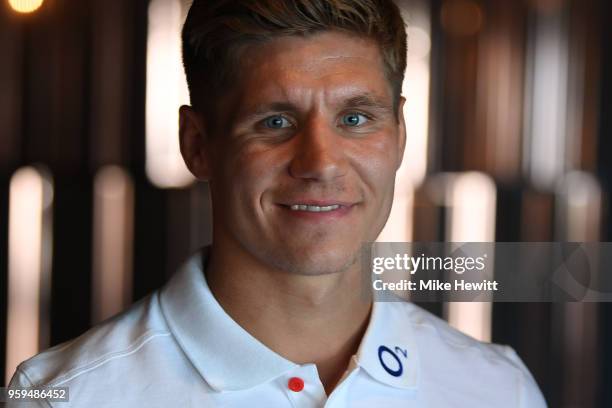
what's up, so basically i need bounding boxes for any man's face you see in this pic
[198,31,405,276]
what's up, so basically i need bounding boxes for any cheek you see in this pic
[221,146,287,206]
[237,148,285,183]
[350,134,400,190]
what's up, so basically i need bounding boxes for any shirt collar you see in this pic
[353,299,420,390]
[159,248,298,391]
[159,248,420,392]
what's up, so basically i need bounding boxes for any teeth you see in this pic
[289,204,340,212]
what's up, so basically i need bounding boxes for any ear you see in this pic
[179,105,211,180]
[395,97,407,170]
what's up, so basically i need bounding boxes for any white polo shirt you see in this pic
[9,249,547,407]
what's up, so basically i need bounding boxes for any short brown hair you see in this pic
[182,0,407,119]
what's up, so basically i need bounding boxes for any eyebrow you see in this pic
[244,102,299,118]
[341,94,393,111]
[237,93,393,122]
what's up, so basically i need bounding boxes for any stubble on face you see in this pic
[207,32,404,278]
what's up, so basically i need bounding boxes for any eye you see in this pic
[341,112,368,127]
[263,115,292,129]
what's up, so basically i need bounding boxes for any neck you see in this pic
[205,240,372,395]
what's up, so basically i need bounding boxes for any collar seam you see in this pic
[48,330,171,387]
[158,285,223,392]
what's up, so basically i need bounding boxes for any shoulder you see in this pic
[9,292,175,389]
[394,301,547,407]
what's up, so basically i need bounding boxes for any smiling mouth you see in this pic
[288,204,341,212]
[277,201,356,218]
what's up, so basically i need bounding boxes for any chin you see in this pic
[271,245,361,276]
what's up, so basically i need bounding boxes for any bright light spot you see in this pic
[146,0,194,189]
[524,7,568,190]
[448,172,497,242]
[377,192,414,242]
[445,172,497,342]
[556,171,602,241]
[92,166,134,323]
[401,60,431,187]
[6,167,53,381]
[8,0,43,13]
[378,2,432,241]
[406,26,431,60]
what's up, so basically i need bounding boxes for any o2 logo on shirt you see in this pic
[378,345,408,377]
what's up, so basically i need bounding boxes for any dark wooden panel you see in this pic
[50,173,93,345]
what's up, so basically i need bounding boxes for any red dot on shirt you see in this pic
[288,377,304,392]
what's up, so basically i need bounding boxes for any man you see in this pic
[9,0,547,406]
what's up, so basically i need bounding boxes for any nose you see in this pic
[288,119,347,181]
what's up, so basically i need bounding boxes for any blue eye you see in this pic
[341,113,368,126]
[264,115,291,129]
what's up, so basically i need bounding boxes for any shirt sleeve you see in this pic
[6,367,52,408]
[502,346,548,408]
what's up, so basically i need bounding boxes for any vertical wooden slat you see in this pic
[555,172,602,407]
[0,6,24,169]
[0,3,25,386]
[91,166,134,323]
[90,0,129,167]
[19,0,96,346]
[597,1,612,406]
[569,0,601,173]
[130,0,171,300]
[437,0,483,172]
[475,0,527,183]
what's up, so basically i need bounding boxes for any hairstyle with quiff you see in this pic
[182,0,407,120]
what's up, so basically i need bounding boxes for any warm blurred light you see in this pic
[441,0,483,37]
[523,4,569,190]
[377,189,414,242]
[92,166,134,323]
[146,0,194,189]
[475,9,524,182]
[448,302,492,341]
[446,172,496,342]
[402,24,431,187]
[448,172,496,242]
[6,167,53,382]
[401,65,430,195]
[556,171,602,241]
[8,0,43,13]
[377,0,431,242]
[407,26,431,60]
[529,0,564,15]
[555,171,601,407]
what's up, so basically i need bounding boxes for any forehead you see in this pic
[232,31,392,106]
